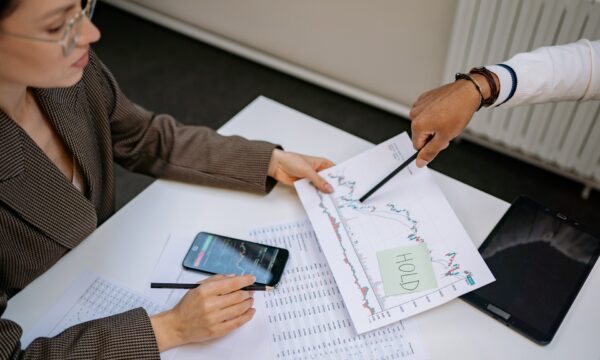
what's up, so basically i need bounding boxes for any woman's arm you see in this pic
[85,50,333,194]
[0,289,160,359]
[86,50,279,194]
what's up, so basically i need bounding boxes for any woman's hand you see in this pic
[268,149,335,193]
[150,274,256,351]
[409,73,495,167]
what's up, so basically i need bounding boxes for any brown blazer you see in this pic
[0,50,278,359]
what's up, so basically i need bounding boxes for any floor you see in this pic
[92,3,600,234]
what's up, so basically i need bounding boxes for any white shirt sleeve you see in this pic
[484,39,600,108]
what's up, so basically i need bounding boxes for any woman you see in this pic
[0,0,334,358]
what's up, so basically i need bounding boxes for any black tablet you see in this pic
[461,196,600,345]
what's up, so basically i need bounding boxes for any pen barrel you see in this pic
[359,151,418,202]
[241,285,267,291]
[150,283,198,289]
[150,283,271,291]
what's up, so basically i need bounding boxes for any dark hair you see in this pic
[0,0,18,20]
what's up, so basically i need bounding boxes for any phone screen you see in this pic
[182,232,287,285]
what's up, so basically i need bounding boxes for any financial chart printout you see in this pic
[295,132,495,334]
[249,220,427,360]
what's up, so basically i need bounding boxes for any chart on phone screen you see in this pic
[249,220,427,360]
[295,132,495,334]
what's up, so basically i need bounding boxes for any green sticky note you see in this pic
[377,243,438,296]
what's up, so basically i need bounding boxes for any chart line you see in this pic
[328,192,384,312]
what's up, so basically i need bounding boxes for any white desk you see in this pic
[5,97,599,359]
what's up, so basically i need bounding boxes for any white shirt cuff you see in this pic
[485,65,513,107]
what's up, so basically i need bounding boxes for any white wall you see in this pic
[120,0,457,110]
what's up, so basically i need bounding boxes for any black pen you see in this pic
[150,282,274,291]
[358,151,419,203]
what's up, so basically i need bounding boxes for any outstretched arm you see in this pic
[410,39,600,167]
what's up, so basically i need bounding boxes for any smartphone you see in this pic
[182,232,289,287]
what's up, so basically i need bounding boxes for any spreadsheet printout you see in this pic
[249,220,427,359]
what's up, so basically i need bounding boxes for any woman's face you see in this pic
[0,0,101,89]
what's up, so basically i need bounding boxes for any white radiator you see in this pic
[444,0,600,197]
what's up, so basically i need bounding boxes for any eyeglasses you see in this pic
[0,0,97,56]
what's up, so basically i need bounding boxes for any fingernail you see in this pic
[251,275,256,282]
[416,159,428,168]
[227,274,236,277]
[249,291,255,297]
[324,184,333,193]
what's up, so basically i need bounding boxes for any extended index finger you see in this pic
[415,135,449,167]
[411,123,434,152]
[411,109,432,151]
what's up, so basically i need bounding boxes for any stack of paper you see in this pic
[295,132,495,333]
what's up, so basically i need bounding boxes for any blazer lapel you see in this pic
[0,87,98,249]
[34,85,102,200]
[0,113,24,182]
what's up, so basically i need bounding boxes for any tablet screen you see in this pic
[471,197,600,339]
